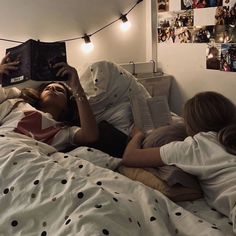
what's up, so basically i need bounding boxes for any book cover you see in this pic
[2,39,67,87]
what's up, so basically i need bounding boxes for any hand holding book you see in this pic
[2,39,68,87]
[0,53,19,84]
[53,62,83,95]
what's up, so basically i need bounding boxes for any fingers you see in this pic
[1,52,11,65]
[54,63,76,77]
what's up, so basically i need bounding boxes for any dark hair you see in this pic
[20,82,80,126]
[184,91,236,155]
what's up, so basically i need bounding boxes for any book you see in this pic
[130,95,172,133]
[2,39,67,87]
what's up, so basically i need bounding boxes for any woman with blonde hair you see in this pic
[122,91,236,233]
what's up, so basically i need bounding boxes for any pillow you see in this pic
[79,60,151,134]
[118,166,202,202]
[142,123,186,148]
[142,124,201,189]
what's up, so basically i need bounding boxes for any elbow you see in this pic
[121,151,133,167]
[86,128,99,144]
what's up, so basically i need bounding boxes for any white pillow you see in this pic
[79,61,150,134]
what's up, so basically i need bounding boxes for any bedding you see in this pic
[0,131,235,235]
[79,60,151,135]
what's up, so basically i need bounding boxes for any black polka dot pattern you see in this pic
[150,216,156,221]
[41,231,47,236]
[102,229,109,235]
[11,220,18,227]
[1,136,233,235]
[3,188,9,194]
[77,192,84,199]
[33,180,39,185]
[65,219,71,225]
[61,179,67,184]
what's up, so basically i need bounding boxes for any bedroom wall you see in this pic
[158,44,236,115]
[0,0,148,73]
[156,2,236,115]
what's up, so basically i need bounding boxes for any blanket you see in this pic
[0,131,234,235]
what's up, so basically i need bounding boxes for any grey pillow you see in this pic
[142,123,187,148]
[142,123,201,190]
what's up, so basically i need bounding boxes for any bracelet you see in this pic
[70,92,87,101]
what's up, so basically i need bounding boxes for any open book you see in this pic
[2,39,67,87]
[130,95,172,133]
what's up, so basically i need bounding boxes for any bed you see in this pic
[0,61,235,235]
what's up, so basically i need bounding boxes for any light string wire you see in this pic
[0,0,143,45]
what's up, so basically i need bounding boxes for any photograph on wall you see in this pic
[158,10,194,28]
[181,0,193,9]
[220,43,236,71]
[206,44,221,70]
[157,26,192,43]
[158,0,170,12]
[215,25,236,43]
[192,0,223,8]
[223,0,236,7]
[215,4,236,26]
[192,26,215,43]
[175,27,193,42]
[157,10,193,43]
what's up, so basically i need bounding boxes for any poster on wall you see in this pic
[157,10,194,43]
[181,0,223,10]
[214,25,236,43]
[157,0,236,72]
[206,44,221,70]
[220,43,236,71]
[215,3,236,26]
[192,26,215,43]
[158,0,169,12]
[206,43,236,71]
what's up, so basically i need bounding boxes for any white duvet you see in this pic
[0,132,234,236]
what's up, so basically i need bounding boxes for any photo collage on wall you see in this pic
[157,0,236,72]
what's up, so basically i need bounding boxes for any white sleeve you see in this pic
[160,138,204,175]
[0,86,21,104]
[50,126,80,151]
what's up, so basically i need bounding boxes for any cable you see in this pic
[0,0,143,44]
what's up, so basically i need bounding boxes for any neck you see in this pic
[40,106,62,121]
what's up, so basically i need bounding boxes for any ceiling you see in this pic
[0,0,140,41]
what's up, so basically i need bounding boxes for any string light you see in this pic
[0,0,143,53]
[81,34,94,53]
[120,14,131,31]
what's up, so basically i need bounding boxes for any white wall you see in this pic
[0,0,147,72]
[158,44,236,115]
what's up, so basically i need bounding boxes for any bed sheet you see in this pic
[0,131,234,236]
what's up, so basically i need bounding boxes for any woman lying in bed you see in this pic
[122,91,236,233]
[0,53,98,151]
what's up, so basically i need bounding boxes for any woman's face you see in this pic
[40,83,68,109]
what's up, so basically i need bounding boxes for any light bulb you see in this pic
[120,14,131,31]
[81,42,94,53]
[120,21,131,31]
[81,34,94,53]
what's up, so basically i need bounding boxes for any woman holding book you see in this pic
[0,53,98,151]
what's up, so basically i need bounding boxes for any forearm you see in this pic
[122,133,164,168]
[73,86,99,144]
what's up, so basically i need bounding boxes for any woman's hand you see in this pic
[53,62,82,92]
[0,53,19,82]
[130,126,145,139]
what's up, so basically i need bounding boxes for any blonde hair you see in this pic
[184,91,236,154]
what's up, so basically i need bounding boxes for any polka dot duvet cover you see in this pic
[0,132,234,236]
